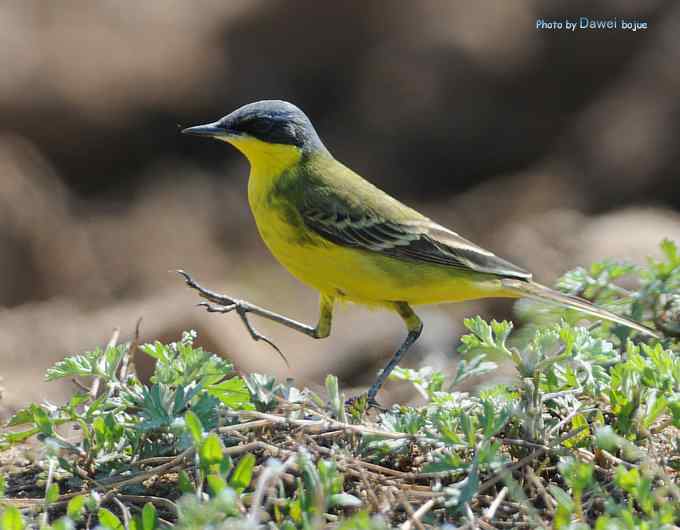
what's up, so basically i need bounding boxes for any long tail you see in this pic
[501,279,661,339]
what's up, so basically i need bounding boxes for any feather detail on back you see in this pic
[302,205,531,280]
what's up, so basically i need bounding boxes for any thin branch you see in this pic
[397,491,425,530]
[478,426,587,495]
[248,455,297,525]
[226,409,431,440]
[112,496,131,528]
[483,487,507,520]
[525,468,555,514]
[401,499,435,530]
[99,447,194,489]
[115,494,178,515]
[120,317,143,381]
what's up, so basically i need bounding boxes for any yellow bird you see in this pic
[181,100,658,403]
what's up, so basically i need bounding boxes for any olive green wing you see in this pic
[301,203,532,281]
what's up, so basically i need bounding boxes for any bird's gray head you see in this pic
[182,100,326,153]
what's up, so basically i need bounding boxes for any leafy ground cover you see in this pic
[1,240,679,529]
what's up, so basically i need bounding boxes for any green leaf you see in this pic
[199,433,223,469]
[206,474,228,496]
[459,317,517,365]
[97,508,124,530]
[0,506,25,530]
[143,332,234,388]
[102,344,127,379]
[66,495,86,521]
[660,238,679,262]
[548,485,574,511]
[92,413,125,452]
[46,353,98,381]
[243,373,280,411]
[559,458,593,493]
[655,238,680,280]
[184,410,203,446]
[642,390,667,429]
[0,428,40,448]
[453,458,480,512]
[450,355,497,389]
[289,497,302,524]
[325,374,347,422]
[669,400,680,428]
[430,410,463,446]
[6,405,38,427]
[423,452,466,474]
[178,470,196,494]
[188,393,220,432]
[45,345,127,382]
[562,415,590,448]
[141,502,157,530]
[32,407,54,437]
[615,466,640,493]
[52,516,75,530]
[229,453,255,492]
[337,512,389,530]
[480,399,510,439]
[45,482,60,503]
[459,411,477,447]
[553,503,573,529]
[206,377,252,410]
[138,384,173,431]
[392,366,446,400]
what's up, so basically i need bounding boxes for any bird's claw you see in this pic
[179,270,290,368]
[176,270,239,306]
[238,311,290,368]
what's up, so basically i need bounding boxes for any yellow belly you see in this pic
[250,199,515,307]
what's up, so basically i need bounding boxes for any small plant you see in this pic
[0,240,678,528]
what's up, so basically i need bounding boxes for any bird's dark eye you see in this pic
[243,118,274,136]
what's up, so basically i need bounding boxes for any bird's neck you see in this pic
[228,136,303,176]
[227,138,303,208]
[224,136,302,197]
[248,146,303,184]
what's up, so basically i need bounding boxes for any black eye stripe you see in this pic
[248,119,273,133]
[230,118,274,139]
[226,112,316,148]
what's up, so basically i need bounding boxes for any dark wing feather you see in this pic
[302,207,531,281]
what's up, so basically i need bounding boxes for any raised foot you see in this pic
[176,270,289,367]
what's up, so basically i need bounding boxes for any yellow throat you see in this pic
[225,136,302,186]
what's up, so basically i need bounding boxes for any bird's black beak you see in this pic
[181,121,227,138]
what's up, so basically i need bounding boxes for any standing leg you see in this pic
[313,293,334,339]
[366,302,423,402]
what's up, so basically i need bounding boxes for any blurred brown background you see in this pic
[1,1,679,416]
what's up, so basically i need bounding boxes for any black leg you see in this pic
[366,302,423,402]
